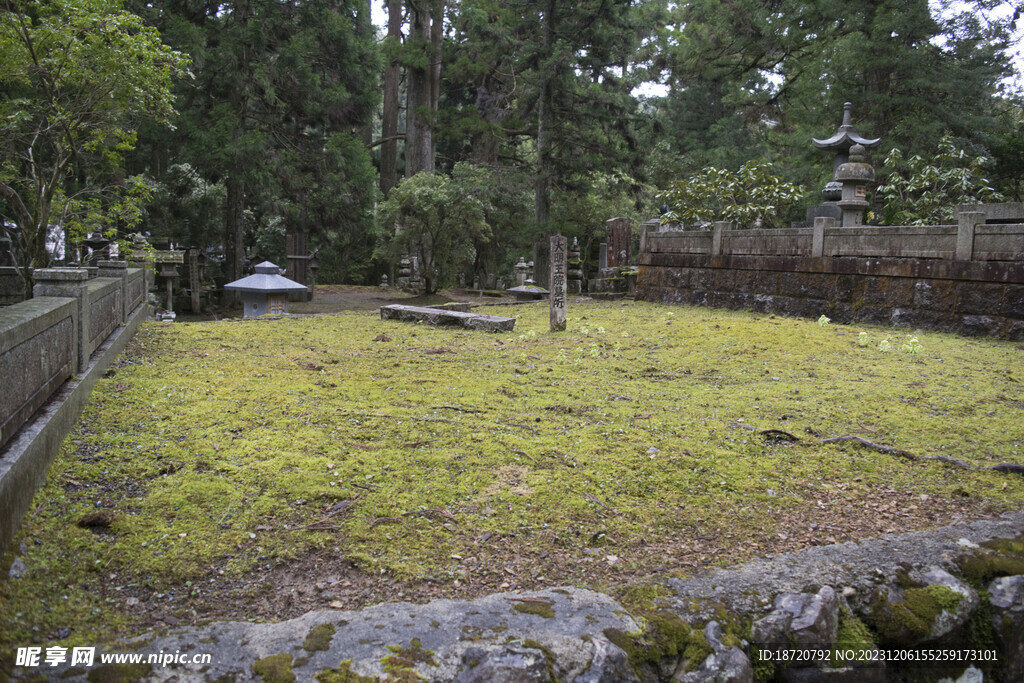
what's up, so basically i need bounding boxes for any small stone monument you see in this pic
[380,274,390,289]
[605,218,631,268]
[549,235,567,331]
[84,230,111,266]
[0,235,15,267]
[567,237,583,294]
[224,261,308,317]
[514,257,529,286]
[397,255,412,290]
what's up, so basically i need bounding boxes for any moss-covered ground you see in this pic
[1,300,1022,655]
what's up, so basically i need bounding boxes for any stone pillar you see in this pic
[549,235,567,332]
[533,238,550,289]
[812,217,835,258]
[605,217,631,268]
[514,257,529,286]
[33,268,90,373]
[956,211,985,261]
[598,243,608,271]
[712,221,732,257]
[567,238,583,294]
[0,236,14,267]
[96,260,128,324]
[188,249,201,313]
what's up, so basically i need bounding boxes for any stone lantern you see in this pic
[809,103,880,226]
[224,261,307,317]
[514,257,529,286]
[834,144,875,227]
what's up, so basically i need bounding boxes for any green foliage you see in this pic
[657,161,806,228]
[877,137,1004,225]
[377,166,491,293]
[0,0,189,293]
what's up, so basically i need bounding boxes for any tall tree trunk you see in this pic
[381,0,402,195]
[534,0,556,229]
[224,175,245,294]
[405,0,439,177]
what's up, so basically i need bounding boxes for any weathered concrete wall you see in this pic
[638,218,1024,339]
[0,297,77,451]
[0,264,150,556]
[86,278,121,356]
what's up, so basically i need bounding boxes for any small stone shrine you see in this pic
[224,261,307,317]
[809,102,880,226]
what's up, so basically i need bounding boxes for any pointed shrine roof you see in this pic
[812,102,880,150]
[224,261,307,293]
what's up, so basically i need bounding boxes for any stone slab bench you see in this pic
[380,304,515,332]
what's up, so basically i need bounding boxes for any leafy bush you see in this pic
[376,167,490,294]
[656,161,805,229]
[877,137,1003,225]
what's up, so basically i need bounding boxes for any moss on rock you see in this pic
[303,623,337,652]
[253,653,296,683]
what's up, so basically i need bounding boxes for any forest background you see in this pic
[2,0,1023,292]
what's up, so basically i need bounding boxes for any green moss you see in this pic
[253,653,296,683]
[380,640,437,681]
[315,660,376,682]
[616,583,674,613]
[3,302,1023,648]
[86,663,153,682]
[869,584,963,644]
[303,623,337,652]
[604,611,711,675]
[522,638,559,680]
[512,600,556,619]
[833,606,876,659]
[957,534,1024,588]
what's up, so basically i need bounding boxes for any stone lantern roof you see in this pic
[813,102,881,151]
[224,261,307,294]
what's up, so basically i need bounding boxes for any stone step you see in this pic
[380,304,515,332]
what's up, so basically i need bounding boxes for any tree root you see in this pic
[728,421,1022,475]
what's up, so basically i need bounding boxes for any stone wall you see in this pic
[0,264,148,555]
[637,213,1024,339]
[0,297,76,451]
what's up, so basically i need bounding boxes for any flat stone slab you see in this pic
[380,304,515,332]
[38,588,639,681]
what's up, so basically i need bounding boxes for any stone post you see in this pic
[598,243,608,271]
[33,268,90,373]
[549,235,567,332]
[514,257,529,286]
[96,260,128,324]
[605,217,631,268]
[712,221,732,257]
[188,249,201,313]
[567,238,583,294]
[956,211,985,261]
[812,217,835,258]
[533,238,550,289]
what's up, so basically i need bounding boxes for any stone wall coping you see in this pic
[86,277,121,300]
[0,297,76,353]
[96,260,127,270]
[32,267,89,282]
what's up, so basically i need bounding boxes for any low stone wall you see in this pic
[0,263,148,555]
[637,214,1024,339]
[0,297,77,451]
